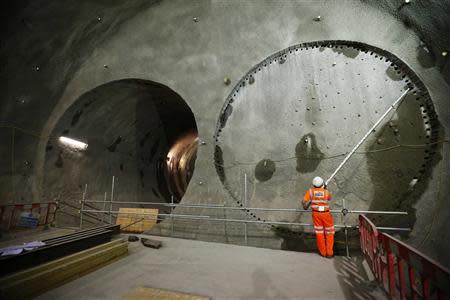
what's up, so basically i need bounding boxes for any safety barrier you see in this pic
[0,202,58,231]
[359,214,450,300]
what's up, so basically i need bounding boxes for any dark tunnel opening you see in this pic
[43,79,197,225]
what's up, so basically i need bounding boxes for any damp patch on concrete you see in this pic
[219,104,233,129]
[71,109,83,126]
[385,65,403,81]
[149,138,160,161]
[55,151,63,168]
[295,133,325,173]
[214,145,226,183]
[140,130,152,147]
[45,141,53,152]
[107,136,123,152]
[332,46,359,58]
[254,159,276,182]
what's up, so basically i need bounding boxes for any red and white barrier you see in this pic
[0,202,57,231]
[359,214,450,300]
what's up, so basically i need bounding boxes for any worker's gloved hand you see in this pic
[323,183,327,189]
[303,201,311,210]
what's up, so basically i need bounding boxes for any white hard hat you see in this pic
[312,176,324,187]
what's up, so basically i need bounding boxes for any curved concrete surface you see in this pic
[1,0,450,267]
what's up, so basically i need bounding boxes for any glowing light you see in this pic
[59,136,88,151]
[409,178,418,188]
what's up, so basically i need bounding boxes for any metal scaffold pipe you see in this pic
[80,209,411,231]
[80,200,408,215]
[325,88,411,186]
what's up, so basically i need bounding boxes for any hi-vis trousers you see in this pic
[312,211,335,257]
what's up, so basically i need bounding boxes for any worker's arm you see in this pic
[302,189,311,210]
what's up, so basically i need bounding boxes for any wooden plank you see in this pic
[116,208,158,233]
[0,239,124,286]
[0,240,128,299]
[8,241,127,288]
[0,229,115,277]
[122,287,211,300]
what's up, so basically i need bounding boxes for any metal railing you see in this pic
[78,175,411,257]
[0,202,58,231]
[359,214,450,299]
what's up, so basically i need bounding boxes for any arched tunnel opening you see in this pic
[43,79,198,225]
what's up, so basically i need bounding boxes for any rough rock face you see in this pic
[1,1,449,267]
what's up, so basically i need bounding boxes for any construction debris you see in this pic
[0,241,46,256]
[128,235,139,242]
[141,238,162,249]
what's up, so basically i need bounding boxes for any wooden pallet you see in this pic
[0,239,128,299]
[116,208,158,233]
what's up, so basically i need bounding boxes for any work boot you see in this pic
[326,255,334,259]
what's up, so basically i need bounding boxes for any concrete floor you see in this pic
[37,235,386,300]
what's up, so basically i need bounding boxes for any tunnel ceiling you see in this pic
[214,41,442,230]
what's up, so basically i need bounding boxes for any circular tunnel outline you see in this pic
[213,40,441,236]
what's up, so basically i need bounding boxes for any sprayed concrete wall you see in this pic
[1,0,449,266]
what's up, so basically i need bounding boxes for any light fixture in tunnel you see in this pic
[58,136,88,151]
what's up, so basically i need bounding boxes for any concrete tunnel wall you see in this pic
[0,0,450,266]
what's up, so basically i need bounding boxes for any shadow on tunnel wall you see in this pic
[365,92,444,232]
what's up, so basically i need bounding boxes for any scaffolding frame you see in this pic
[79,175,410,257]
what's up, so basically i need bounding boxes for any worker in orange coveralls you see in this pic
[302,176,335,258]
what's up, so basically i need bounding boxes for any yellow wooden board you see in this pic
[121,287,210,300]
[116,208,158,233]
[0,240,128,299]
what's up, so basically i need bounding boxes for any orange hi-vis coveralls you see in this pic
[303,187,335,257]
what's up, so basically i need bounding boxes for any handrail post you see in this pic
[422,278,431,300]
[110,176,115,224]
[398,258,406,300]
[244,173,248,246]
[343,198,349,257]
[11,127,15,201]
[44,203,50,225]
[408,266,417,300]
[80,184,87,229]
[101,192,107,224]
[387,250,397,299]
[171,195,174,236]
